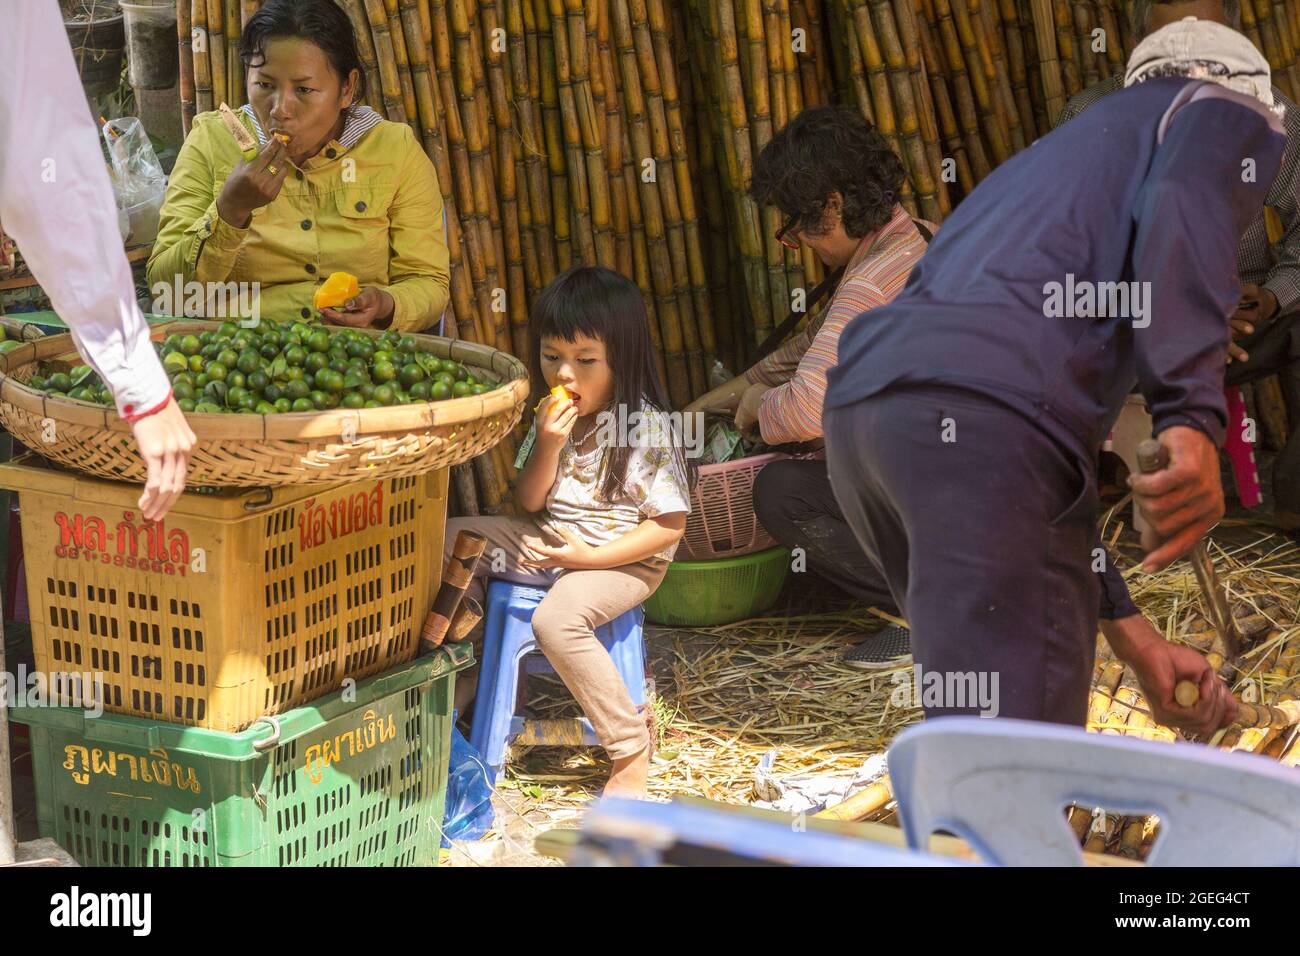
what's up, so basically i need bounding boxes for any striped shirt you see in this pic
[239,103,386,150]
[1057,74,1300,315]
[745,203,931,443]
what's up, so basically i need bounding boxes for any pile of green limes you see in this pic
[28,322,495,414]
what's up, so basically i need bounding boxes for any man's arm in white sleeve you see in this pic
[0,0,170,421]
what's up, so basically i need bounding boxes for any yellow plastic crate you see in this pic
[0,455,447,731]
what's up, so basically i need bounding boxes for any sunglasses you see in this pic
[775,213,801,250]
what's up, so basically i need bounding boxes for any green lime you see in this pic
[373,384,396,406]
[308,389,331,407]
[430,380,451,401]
[255,400,277,415]
[305,352,328,375]
[308,330,332,353]
[47,372,72,393]
[285,366,306,382]
[284,346,308,367]
[263,383,283,402]
[399,336,418,353]
[217,348,239,369]
[291,397,315,412]
[372,350,394,366]
[439,359,459,374]
[453,380,472,398]
[238,393,258,411]
[172,382,195,401]
[172,371,194,388]
[68,387,91,402]
[341,392,365,409]
[260,343,280,361]
[285,379,310,400]
[188,354,206,373]
[471,383,488,395]
[359,383,376,400]
[372,361,397,383]
[321,370,346,394]
[226,386,248,408]
[231,334,253,352]
[237,350,262,375]
[163,351,189,374]
[409,380,431,400]
[363,399,382,409]
[194,401,223,414]
[203,381,228,405]
[275,397,293,413]
[28,375,46,391]
[454,365,469,381]
[163,334,183,353]
[177,398,196,412]
[398,364,425,388]
[0,340,22,355]
[329,358,350,375]
[205,362,228,381]
[247,371,270,393]
[346,339,373,360]
[218,321,239,337]
[343,370,367,390]
[380,330,401,349]
[227,371,247,389]
[179,335,202,356]
[194,373,210,389]
[200,331,217,346]
[435,371,455,386]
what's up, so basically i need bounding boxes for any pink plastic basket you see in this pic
[680,452,790,560]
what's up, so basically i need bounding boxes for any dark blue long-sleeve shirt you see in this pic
[825,77,1285,617]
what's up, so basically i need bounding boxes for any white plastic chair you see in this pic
[888,717,1300,866]
[573,797,972,867]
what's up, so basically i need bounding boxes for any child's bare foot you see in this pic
[603,746,650,798]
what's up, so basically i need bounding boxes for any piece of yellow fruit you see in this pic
[313,272,360,310]
[535,384,570,413]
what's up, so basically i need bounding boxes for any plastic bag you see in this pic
[708,359,734,389]
[102,117,167,246]
[441,714,495,847]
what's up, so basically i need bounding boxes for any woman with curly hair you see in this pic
[687,106,933,669]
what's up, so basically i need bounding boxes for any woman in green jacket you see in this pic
[148,0,449,333]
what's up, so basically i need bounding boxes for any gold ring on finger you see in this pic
[267,164,279,175]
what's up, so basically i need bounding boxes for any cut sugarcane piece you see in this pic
[218,101,259,160]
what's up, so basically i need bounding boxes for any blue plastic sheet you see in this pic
[441,714,495,848]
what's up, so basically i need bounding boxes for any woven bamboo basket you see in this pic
[0,321,529,487]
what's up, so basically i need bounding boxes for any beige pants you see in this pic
[443,515,667,760]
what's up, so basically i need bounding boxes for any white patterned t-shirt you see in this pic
[514,405,692,562]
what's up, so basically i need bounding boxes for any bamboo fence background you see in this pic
[177,0,1300,513]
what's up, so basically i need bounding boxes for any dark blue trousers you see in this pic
[824,387,1098,725]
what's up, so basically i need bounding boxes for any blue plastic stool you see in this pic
[470,580,648,784]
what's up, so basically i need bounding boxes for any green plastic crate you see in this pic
[645,547,791,627]
[10,643,473,867]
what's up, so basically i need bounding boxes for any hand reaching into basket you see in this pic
[733,382,770,436]
[130,397,196,521]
